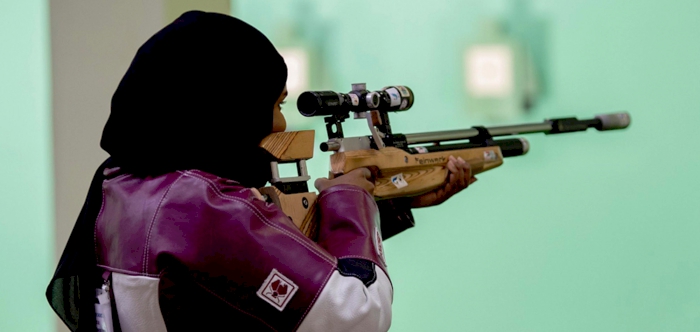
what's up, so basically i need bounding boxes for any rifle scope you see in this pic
[297,84,414,117]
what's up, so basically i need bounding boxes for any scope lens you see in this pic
[297,91,345,117]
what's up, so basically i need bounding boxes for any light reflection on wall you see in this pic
[279,47,310,97]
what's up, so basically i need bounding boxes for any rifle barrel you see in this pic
[404,112,630,144]
[405,123,552,144]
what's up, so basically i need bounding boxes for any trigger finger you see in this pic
[359,167,373,180]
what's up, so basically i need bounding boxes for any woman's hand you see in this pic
[410,156,477,208]
[314,168,375,195]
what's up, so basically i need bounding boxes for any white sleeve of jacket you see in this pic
[297,266,392,332]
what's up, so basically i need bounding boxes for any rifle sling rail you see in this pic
[409,138,528,158]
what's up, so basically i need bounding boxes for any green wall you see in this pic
[0,1,54,331]
[1,0,698,330]
[235,0,700,330]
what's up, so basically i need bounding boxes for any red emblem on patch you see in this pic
[257,269,299,311]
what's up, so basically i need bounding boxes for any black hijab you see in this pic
[47,11,287,330]
[101,10,287,187]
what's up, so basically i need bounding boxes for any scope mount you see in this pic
[322,83,399,150]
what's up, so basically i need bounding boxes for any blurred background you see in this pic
[1,0,699,331]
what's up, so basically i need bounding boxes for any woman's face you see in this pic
[272,85,288,133]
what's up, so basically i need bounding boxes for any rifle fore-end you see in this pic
[330,146,504,199]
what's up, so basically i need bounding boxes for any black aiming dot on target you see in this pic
[302,197,309,209]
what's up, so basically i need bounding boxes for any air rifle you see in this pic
[260,83,631,239]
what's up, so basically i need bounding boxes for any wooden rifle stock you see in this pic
[260,130,504,238]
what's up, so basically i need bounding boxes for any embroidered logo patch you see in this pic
[257,269,298,311]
